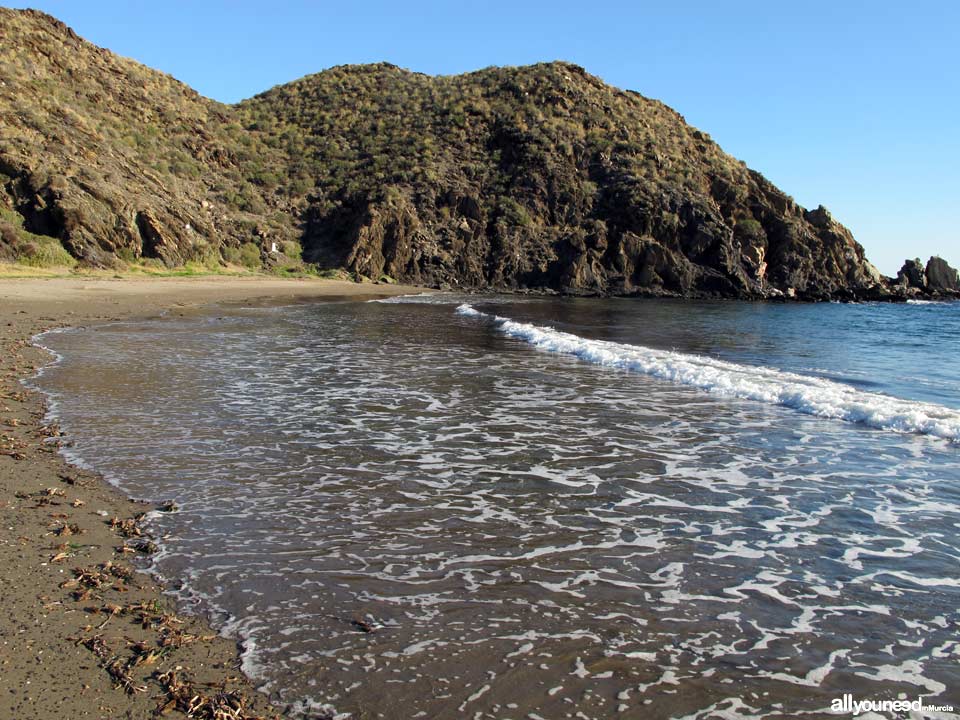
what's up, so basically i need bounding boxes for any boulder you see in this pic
[925,256,959,293]
[897,258,927,289]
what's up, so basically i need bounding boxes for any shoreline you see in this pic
[0,275,425,719]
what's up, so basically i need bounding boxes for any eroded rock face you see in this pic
[926,256,960,293]
[0,9,297,268]
[248,61,891,300]
[297,169,886,300]
[894,256,960,298]
[898,258,928,289]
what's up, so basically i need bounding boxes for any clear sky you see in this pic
[9,0,958,275]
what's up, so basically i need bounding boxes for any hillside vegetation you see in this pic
[1,8,890,298]
[0,8,300,271]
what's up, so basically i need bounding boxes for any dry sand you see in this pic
[0,275,425,719]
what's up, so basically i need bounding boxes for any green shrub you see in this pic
[239,242,261,268]
[281,240,302,260]
[171,160,201,179]
[499,197,533,227]
[140,257,166,271]
[192,240,221,269]
[222,245,242,265]
[317,268,351,280]
[737,217,765,239]
[17,238,76,267]
[116,245,139,263]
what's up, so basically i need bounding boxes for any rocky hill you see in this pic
[237,62,888,299]
[0,8,915,299]
[0,8,299,269]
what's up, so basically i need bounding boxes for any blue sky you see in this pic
[10,0,958,274]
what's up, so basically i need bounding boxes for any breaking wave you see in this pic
[32,299,960,717]
[456,304,960,441]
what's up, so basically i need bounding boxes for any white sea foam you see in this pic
[456,304,960,441]
[32,300,960,719]
[371,292,448,304]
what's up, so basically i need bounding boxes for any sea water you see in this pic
[33,296,960,718]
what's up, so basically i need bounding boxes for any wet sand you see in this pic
[0,275,424,719]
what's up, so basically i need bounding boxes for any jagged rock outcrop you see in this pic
[897,256,960,297]
[0,8,919,301]
[898,258,928,289]
[925,256,959,293]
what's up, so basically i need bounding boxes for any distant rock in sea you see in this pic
[925,256,960,293]
[897,256,960,298]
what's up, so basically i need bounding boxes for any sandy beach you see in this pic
[0,275,424,719]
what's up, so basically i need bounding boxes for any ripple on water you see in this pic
[32,297,960,718]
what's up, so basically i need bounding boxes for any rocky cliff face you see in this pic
[0,9,298,268]
[240,62,887,299]
[0,9,925,300]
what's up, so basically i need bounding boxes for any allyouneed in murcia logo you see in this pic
[831,694,954,716]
